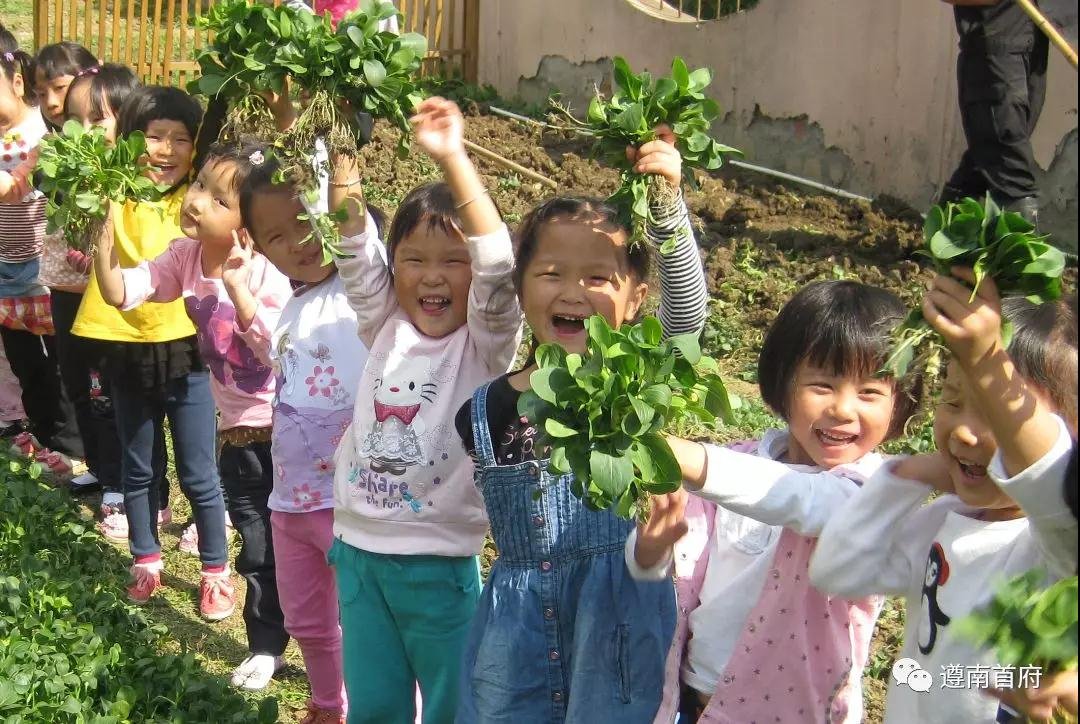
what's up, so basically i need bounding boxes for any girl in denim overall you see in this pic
[455,131,709,722]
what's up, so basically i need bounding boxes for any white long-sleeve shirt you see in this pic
[809,416,1077,724]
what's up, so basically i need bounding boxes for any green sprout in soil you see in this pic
[517,315,734,521]
[884,194,1066,379]
[36,120,164,253]
[550,56,740,252]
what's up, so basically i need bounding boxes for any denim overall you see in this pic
[457,382,676,723]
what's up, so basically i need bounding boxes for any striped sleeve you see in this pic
[645,190,709,338]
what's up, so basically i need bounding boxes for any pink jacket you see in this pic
[652,441,883,724]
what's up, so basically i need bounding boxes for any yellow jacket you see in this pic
[72,187,197,343]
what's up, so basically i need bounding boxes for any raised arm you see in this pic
[629,126,709,338]
[93,206,128,307]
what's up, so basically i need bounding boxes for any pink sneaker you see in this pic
[178,517,234,557]
[127,560,163,604]
[158,507,173,526]
[199,569,236,621]
[98,511,129,542]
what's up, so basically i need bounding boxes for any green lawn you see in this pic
[3,0,34,49]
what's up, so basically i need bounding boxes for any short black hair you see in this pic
[200,138,272,198]
[385,182,463,274]
[0,23,17,53]
[758,280,918,438]
[0,48,34,103]
[64,63,140,123]
[513,195,651,295]
[238,150,291,235]
[35,42,97,80]
[1002,295,1078,427]
[117,84,203,140]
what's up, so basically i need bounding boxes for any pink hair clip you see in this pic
[248,150,265,166]
[2,52,14,63]
[75,65,101,78]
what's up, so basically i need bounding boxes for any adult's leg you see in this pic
[272,509,345,713]
[220,440,288,655]
[163,371,227,567]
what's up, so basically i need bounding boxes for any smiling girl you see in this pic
[629,280,921,723]
[72,86,234,622]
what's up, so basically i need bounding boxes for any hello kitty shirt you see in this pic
[332,223,522,557]
[267,271,370,514]
[120,237,294,429]
[0,109,47,263]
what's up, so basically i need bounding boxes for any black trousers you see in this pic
[943,33,1050,205]
[220,440,288,656]
[50,290,123,486]
[0,324,83,459]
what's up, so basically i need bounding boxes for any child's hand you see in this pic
[411,97,465,165]
[0,170,29,203]
[985,668,1078,722]
[625,124,681,187]
[634,488,689,571]
[222,230,254,294]
[891,453,955,494]
[65,249,92,275]
[923,269,1004,370]
[257,78,297,132]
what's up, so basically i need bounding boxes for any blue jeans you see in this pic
[112,371,227,565]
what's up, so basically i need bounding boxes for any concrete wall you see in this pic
[478,0,1079,249]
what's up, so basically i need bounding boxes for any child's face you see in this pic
[143,119,193,188]
[520,219,648,355]
[180,158,243,246]
[784,361,896,469]
[0,70,26,131]
[65,82,117,143]
[34,67,73,128]
[392,223,473,339]
[934,361,1021,515]
[248,189,333,285]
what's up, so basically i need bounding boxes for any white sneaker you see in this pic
[69,471,98,489]
[229,654,284,690]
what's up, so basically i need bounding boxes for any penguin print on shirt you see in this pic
[918,541,952,655]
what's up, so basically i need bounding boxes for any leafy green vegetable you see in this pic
[550,57,740,251]
[517,315,734,520]
[958,570,1078,676]
[884,194,1067,378]
[0,450,277,722]
[35,120,164,252]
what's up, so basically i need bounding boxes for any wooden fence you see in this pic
[31,0,480,87]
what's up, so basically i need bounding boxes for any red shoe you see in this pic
[299,703,345,724]
[127,561,163,604]
[35,449,74,485]
[11,431,40,456]
[199,569,236,621]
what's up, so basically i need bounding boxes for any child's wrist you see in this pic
[435,148,469,169]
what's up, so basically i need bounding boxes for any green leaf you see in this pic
[671,57,690,90]
[545,418,578,438]
[589,449,634,497]
[363,59,387,87]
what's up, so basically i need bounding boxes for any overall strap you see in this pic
[470,381,498,469]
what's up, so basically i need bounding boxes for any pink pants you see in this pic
[271,508,346,713]
[0,345,25,422]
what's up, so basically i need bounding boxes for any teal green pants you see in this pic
[328,539,481,724]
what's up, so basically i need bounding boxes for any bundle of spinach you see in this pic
[958,570,1077,695]
[35,120,163,252]
[189,0,294,141]
[883,195,1067,377]
[550,57,739,251]
[517,315,734,520]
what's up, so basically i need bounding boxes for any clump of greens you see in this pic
[958,571,1077,690]
[189,0,293,141]
[517,315,734,520]
[884,195,1066,378]
[35,121,163,252]
[550,57,740,251]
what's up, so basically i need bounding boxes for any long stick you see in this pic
[463,138,558,190]
[1015,0,1078,70]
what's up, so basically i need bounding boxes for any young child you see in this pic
[33,41,97,130]
[95,139,294,688]
[321,97,521,723]
[63,65,173,534]
[238,154,383,724]
[809,271,1078,723]
[454,129,709,721]
[0,44,84,477]
[34,47,106,493]
[628,280,920,723]
[73,86,232,620]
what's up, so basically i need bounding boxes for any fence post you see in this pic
[463,0,479,82]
